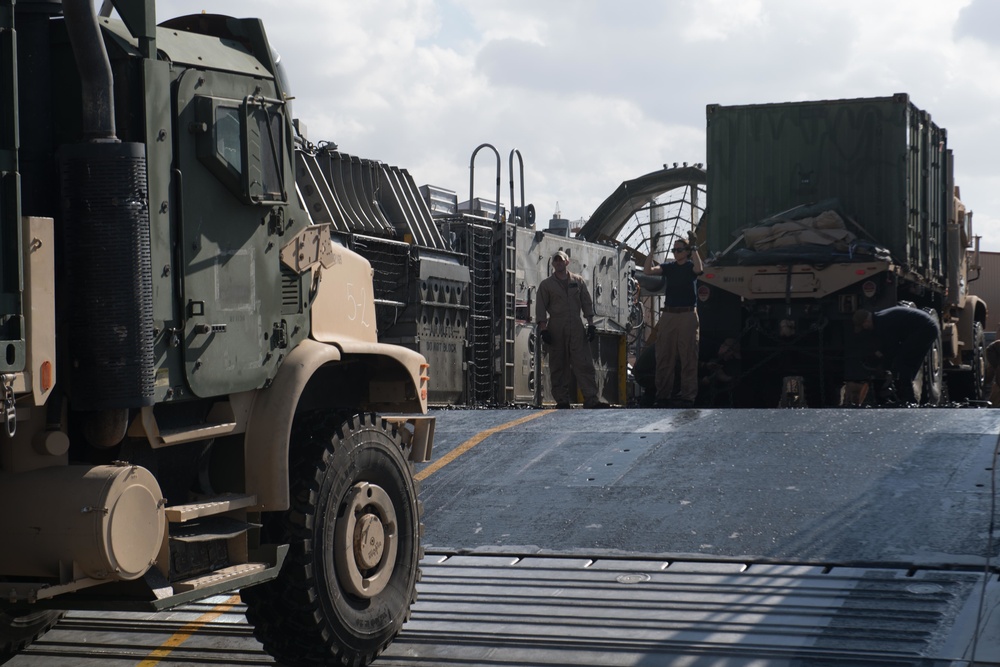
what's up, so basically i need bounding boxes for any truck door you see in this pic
[173,68,287,397]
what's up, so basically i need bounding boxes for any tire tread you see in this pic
[243,411,421,666]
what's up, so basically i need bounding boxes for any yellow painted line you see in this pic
[415,410,554,481]
[137,594,242,666]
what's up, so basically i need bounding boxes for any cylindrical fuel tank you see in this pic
[0,464,164,581]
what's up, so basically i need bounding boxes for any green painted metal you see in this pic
[705,94,949,283]
[0,0,24,374]
[107,0,155,58]
[171,55,302,397]
[92,8,308,399]
[105,19,268,77]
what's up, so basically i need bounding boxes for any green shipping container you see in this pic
[705,93,950,283]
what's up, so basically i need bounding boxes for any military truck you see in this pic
[697,94,987,407]
[0,1,433,664]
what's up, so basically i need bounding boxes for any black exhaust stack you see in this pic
[58,0,154,414]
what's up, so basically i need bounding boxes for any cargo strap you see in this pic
[1,374,14,436]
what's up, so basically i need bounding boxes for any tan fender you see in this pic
[250,235,430,511]
[244,338,341,511]
[337,339,430,414]
[308,237,429,412]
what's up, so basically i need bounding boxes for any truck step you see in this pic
[169,515,248,542]
[164,493,257,523]
[172,562,268,593]
[157,420,238,445]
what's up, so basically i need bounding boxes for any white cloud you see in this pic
[684,0,763,43]
[150,0,1000,249]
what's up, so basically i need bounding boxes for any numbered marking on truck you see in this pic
[345,282,372,328]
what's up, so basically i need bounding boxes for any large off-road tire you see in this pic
[947,320,986,403]
[919,309,943,406]
[243,413,421,666]
[0,610,63,664]
[970,321,987,401]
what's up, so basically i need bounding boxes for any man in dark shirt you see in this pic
[854,306,939,404]
[643,233,703,407]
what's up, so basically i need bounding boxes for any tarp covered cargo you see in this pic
[705,94,950,281]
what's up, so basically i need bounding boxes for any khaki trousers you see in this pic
[548,318,599,405]
[655,310,699,402]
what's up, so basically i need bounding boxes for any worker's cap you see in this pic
[552,250,569,262]
[852,309,871,333]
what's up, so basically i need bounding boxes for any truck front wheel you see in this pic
[945,321,986,404]
[243,412,421,666]
[919,309,943,406]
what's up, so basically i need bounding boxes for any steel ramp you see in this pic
[380,553,996,666]
[9,552,995,666]
[418,408,1000,569]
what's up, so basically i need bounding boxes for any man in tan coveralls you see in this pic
[536,250,609,409]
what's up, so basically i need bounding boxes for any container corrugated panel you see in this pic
[705,94,949,279]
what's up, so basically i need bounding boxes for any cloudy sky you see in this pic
[153,0,1000,250]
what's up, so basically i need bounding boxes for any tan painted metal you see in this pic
[244,338,341,511]
[955,294,987,357]
[243,338,432,512]
[335,481,398,598]
[338,338,430,413]
[0,463,164,581]
[279,223,336,274]
[1,408,69,474]
[243,232,431,512]
[127,391,254,448]
[8,217,57,405]
[941,320,960,361]
[2,218,65,474]
[163,493,257,522]
[310,240,379,344]
[385,413,435,463]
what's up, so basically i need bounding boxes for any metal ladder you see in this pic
[469,143,516,405]
[498,217,516,404]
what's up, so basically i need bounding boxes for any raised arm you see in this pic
[643,247,662,276]
[689,231,703,275]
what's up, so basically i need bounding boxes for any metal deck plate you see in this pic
[418,409,1000,569]
[14,554,996,666]
[379,553,996,666]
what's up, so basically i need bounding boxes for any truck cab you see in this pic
[0,1,433,664]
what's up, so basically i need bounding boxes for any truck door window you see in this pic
[245,99,286,204]
[194,94,287,205]
[215,106,242,175]
[195,96,243,198]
